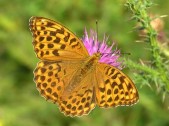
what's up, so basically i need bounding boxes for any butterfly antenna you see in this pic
[96,20,100,53]
[96,20,98,42]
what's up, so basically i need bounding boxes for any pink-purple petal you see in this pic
[82,29,122,69]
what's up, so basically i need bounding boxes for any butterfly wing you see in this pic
[59,70,96,117]
[95,63,139,108]
[34,60,95,117]
[29,16,89,61]
[34,60,82,103]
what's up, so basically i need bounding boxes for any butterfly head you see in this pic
[93,52,101,61]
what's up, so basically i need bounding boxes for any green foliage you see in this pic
[125,0,169,97]
[0,0,169,126]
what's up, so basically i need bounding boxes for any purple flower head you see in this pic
[82,29,122,69]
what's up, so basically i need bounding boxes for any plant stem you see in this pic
[125,0,169,92]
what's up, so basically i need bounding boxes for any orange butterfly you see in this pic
[29,17,139,117]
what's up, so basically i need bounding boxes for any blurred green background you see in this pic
[0,0,169,126]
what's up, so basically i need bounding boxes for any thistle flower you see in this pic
[82,29,122,69]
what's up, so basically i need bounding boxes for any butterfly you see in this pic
[29,16,139,117]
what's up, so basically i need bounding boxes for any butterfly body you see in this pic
[79,52,101,74]
[29,17,139,117]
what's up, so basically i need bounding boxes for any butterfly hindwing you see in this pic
[34,60,95,116]
[34,60,82,103]
[59,70,95,116]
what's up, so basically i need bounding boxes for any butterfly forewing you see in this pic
[29,17,89,61]
[95,63,139,107]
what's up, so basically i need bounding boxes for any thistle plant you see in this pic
[125,0,169,99]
